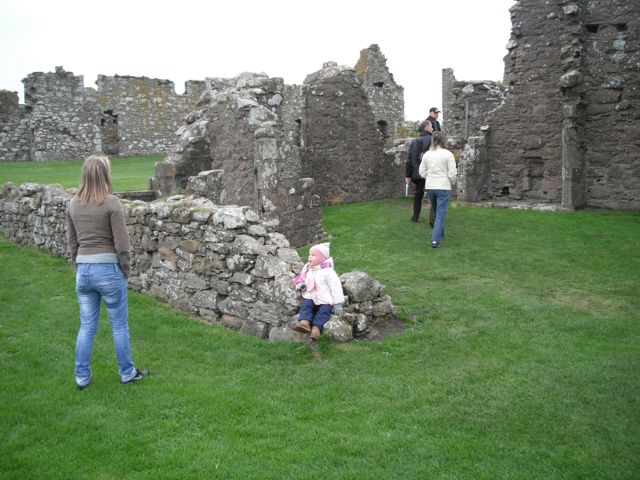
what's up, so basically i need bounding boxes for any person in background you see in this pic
[427,107,442,132]
[405,120,434,223]
[293,242,344,340]
[419,131,457,248]
[66,155,149,390]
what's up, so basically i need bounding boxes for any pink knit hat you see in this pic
[310,243,330,264]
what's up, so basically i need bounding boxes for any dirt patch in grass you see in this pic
[356,315,406,341]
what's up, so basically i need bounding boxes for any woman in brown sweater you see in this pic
[66,155,148,390]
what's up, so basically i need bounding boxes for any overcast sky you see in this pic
[0,0,515,121]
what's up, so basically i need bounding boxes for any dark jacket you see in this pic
[405,132,432,180]
[429,118,441,132]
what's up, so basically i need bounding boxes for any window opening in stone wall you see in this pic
[373,82,384,88]
[104,110,118,124]
[295,119,302,147]
[101,111,119,157]
[377,120,388,139]
[500,186,510,197]
[615,23,628,32]
[586,24,599,33]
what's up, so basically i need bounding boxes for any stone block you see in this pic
[221,314,243,330]
[340,271,381,302]
[323,317,353,342]
[192,290,218,309]
[252,254,291,278]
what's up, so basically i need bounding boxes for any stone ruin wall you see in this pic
[153,46,405,206]
[450,0,639,211]
[581,0,640,209]
[0,181,397,342]
[94,75,205,157]
[152,73,324,247]
[354,44,404,139]
[0,45,407,244]
[0,66,204,162]
[151,46,406,245]
[0,44,403,165]
[441,68,504,149]
[22,67,100,162]
[0,91,31,162]
[300,63,404,205]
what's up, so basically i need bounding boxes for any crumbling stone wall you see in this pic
[581,0,640,209]
[152,73,323,247]
[442,68,504,149]
[23,67,101,161]
[455,0,639,210]
[0,90,30,161]
[152,60,406,244]
[354,44,404,139]
[1,66,203,162]
[301,63,404,204]
[0,182,397,342]
[1,44,403,166]
[95,75,205,156]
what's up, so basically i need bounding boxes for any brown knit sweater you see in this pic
[65,194,130,277]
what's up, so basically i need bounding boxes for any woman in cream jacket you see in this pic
[419,131,457,248]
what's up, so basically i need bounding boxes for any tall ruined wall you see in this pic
[2,43,402,164]
[487,1,565,204]
[153,62,406,244]
[441,68,504,148]
[456,0,639,210]
[301,63,404,205]
[0,90,30,161]
[23,67,101,161]
[152,73,323,247]
[95,75,204,156]
[581,0,640,209]
[0,67,204,162]
[0,182,397,342]
[354,44,404,138]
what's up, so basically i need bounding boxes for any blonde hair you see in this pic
[76,155,112,205]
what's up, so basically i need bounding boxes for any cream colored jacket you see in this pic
[301,259,345,306]
[419,147,457,190]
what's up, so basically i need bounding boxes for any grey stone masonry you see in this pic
[452,0,639,211]
[0,66,204,162]
[23,67,100,161]
[1,44,403,166]
[0,182,398,342]
[354,44,405,139]
[151,73,324,247]
[0,90,30,162]
[442,68,505,149]
[300,63,405,205]
[94,75,205,157]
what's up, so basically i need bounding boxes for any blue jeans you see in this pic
[427,189,451,244]
[75,263,136,385]
[299,299,333,330]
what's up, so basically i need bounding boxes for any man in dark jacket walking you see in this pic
[406,120,434,223]
[428,107,442,132]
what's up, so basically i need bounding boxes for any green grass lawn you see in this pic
[0,155,161,192]
[1,199,639,479]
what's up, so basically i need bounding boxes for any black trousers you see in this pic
[411,178,426,220]
[411,178,435,225]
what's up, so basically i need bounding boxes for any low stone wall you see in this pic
[0,182,397,341]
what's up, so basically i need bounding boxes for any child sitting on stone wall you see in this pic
[293,242,344,340]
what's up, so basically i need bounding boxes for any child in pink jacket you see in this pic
[293,243,344,340]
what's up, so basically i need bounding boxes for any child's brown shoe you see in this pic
[293,320,311,334]
[310,326,321,340]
